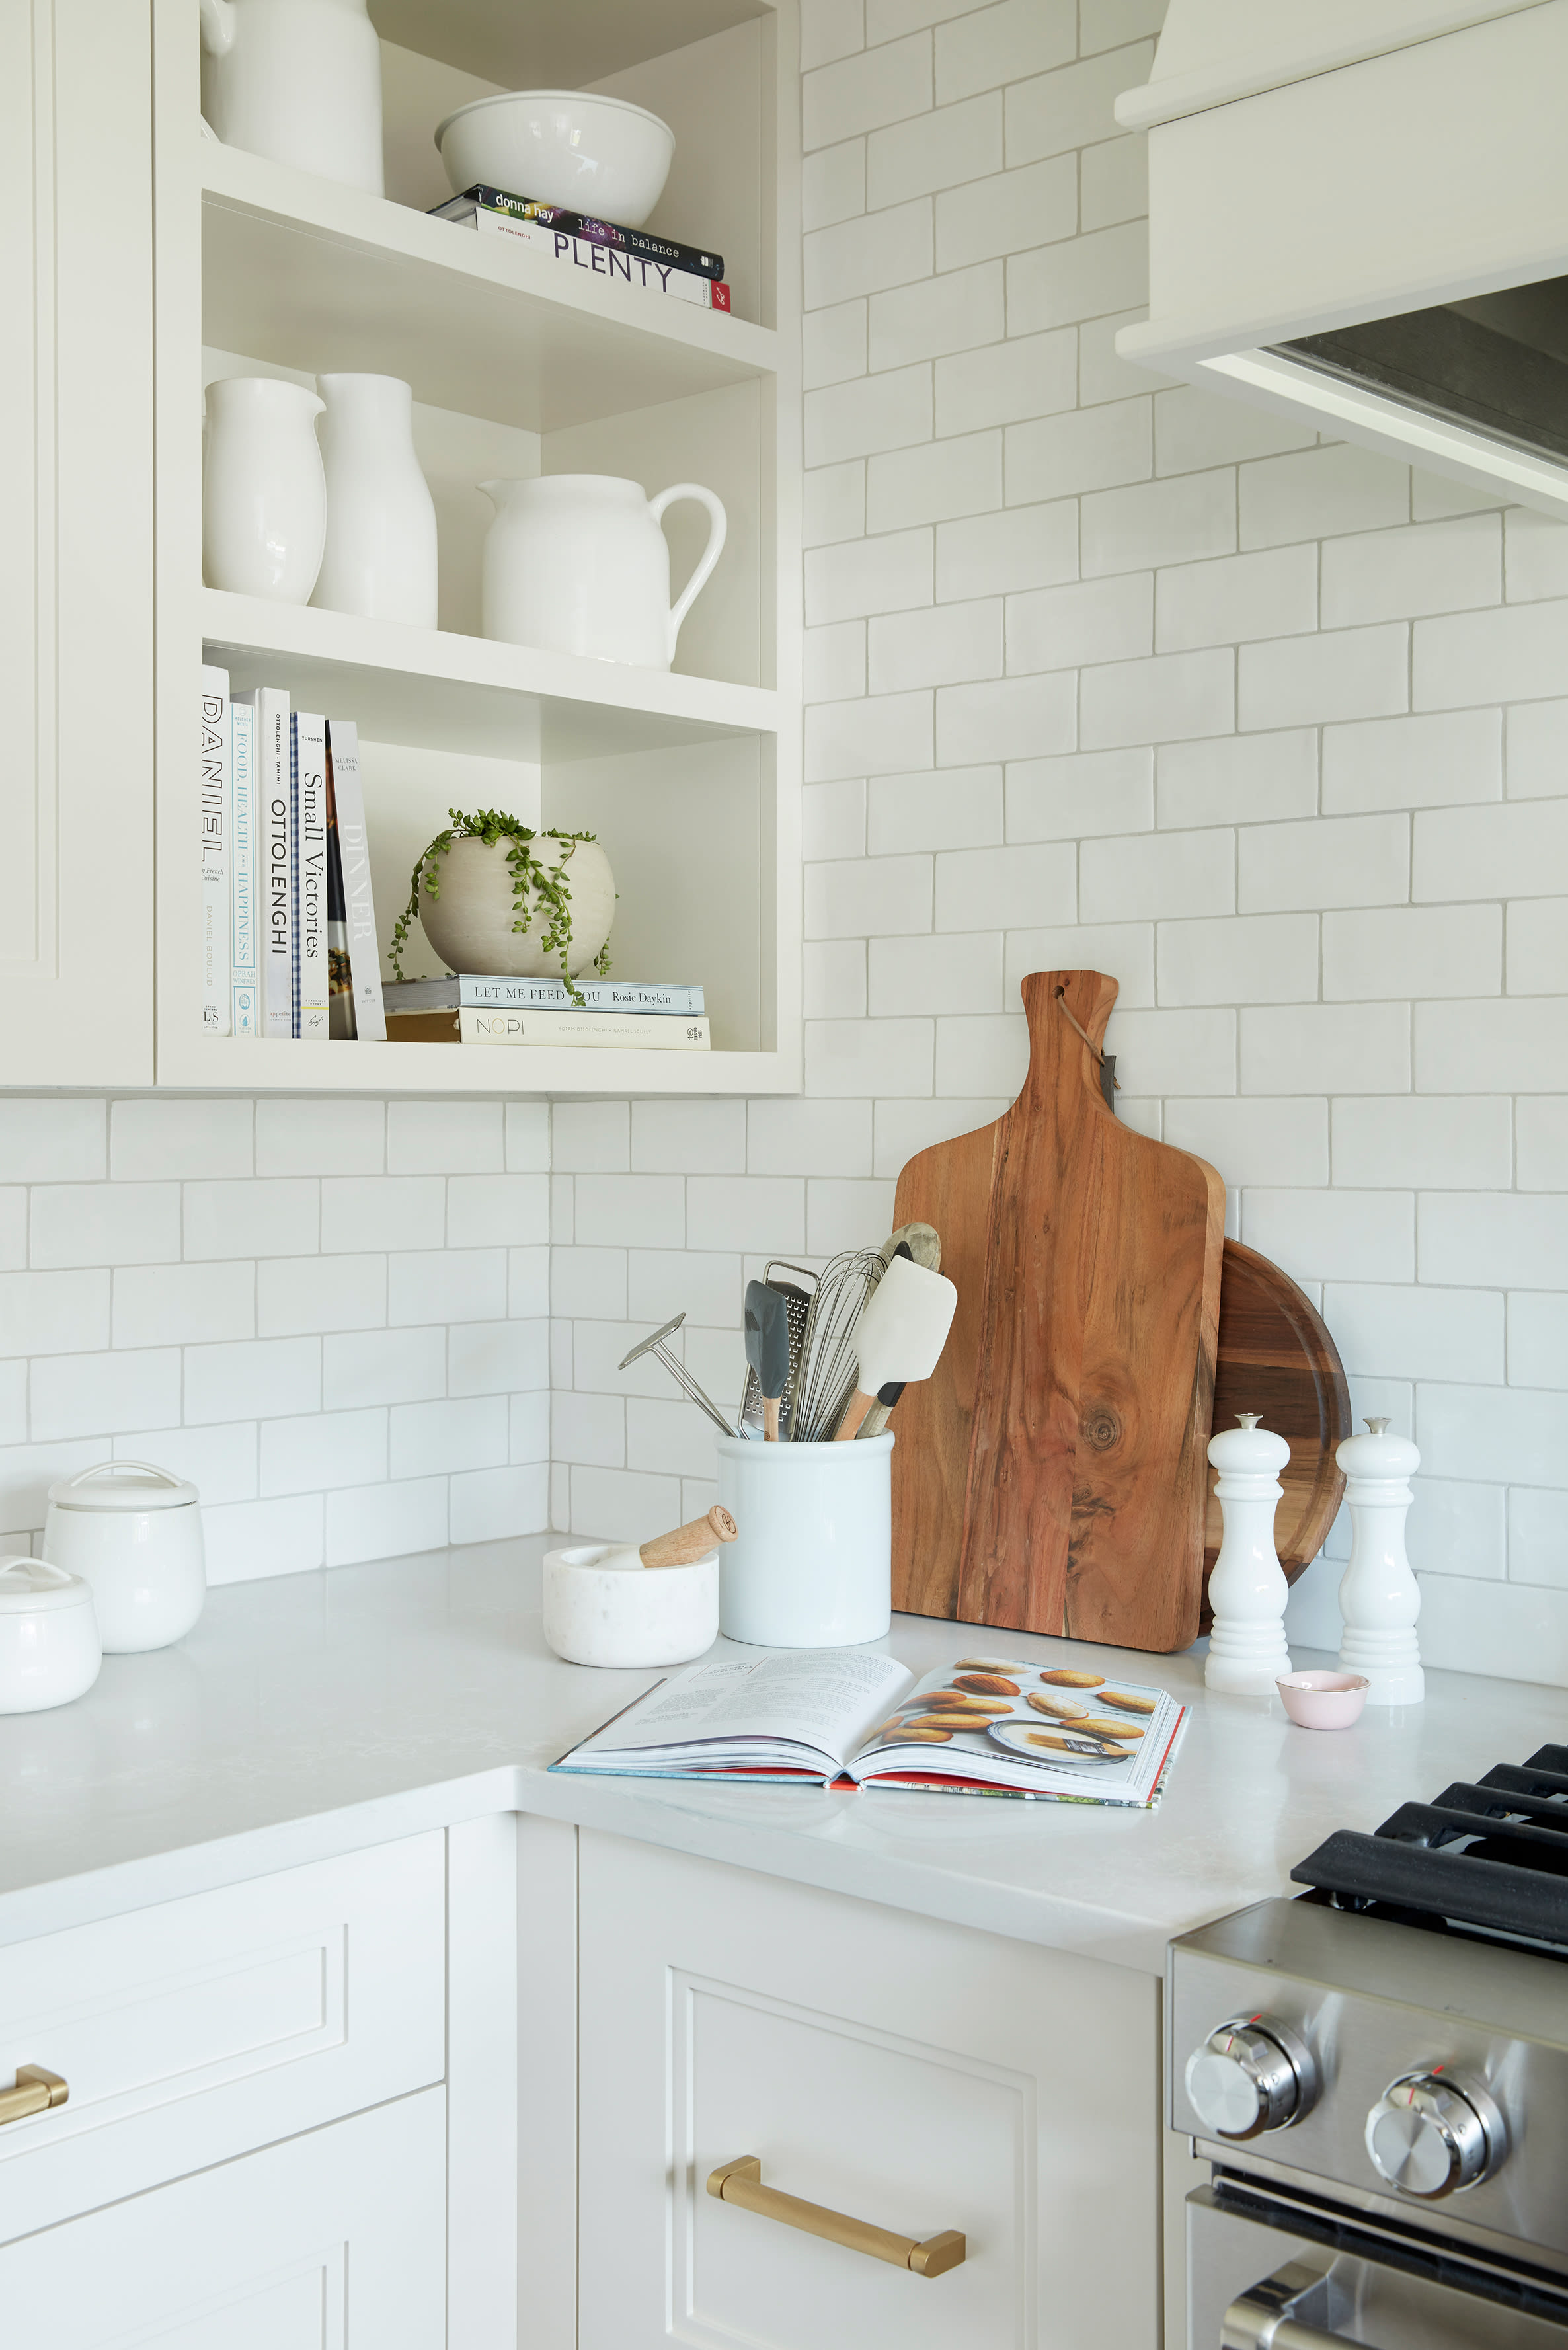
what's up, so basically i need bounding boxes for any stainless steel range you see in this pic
[1170,1743,1568,2347]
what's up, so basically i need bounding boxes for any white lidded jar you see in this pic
[714,1434,893,1648]
[43,1461,206,1655]
[0,1559,102,1713]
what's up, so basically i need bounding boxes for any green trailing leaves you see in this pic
[388,808,611,1004]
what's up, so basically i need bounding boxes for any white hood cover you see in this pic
[1117,0,1568,516]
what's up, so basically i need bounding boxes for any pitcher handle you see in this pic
[199,0,237,56]
[649,484,727,662]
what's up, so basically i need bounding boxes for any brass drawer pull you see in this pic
[706,2155,965,2278]
[0,2067,68,2128]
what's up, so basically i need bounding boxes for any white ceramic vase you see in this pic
[1337,1417,1424,1705]
[200,0,384,196]
[417,834,616,979]
[479,473,726,670]
[1204,1413,1293,1696]
[311,374,438,627]
[203,375,327,604]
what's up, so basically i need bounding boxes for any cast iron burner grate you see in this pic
[1291,1746,1568,1950]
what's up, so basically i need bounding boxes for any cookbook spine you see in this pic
[199,665,231,1035]
[459,977,704,1013]
[258,688,293,1040]
[469,211,730,308]
[292,711,329,1040]
[433,185,725,279]
[325,718,385,1041]
[228,693,257,1035]
[457,1009,711,1050]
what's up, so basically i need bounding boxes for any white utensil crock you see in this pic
[43,1461,206,1655]
[715,1434,893,1649]
[480,474,726,670]
[0,1559,102,1713]
[200,0,384,196]
[204,375,327,604]
[312,373,438,627]
[542,1544,719,1668]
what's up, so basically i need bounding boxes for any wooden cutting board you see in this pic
[891,970,1226,1653]
[1202,1239,1351,1627]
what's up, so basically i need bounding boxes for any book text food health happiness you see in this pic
[553,1649,1187,1807]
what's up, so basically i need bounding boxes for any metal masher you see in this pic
[619,1313,738,1438]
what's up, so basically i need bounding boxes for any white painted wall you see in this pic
[550,0,1568,1688]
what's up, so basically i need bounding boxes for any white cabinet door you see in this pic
[0,2087,445,2345]
[578,1831,1163,2350]
[0,1,155,1084]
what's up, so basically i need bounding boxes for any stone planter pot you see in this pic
[416,833,615,978]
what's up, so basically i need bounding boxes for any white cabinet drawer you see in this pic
[0,2085,446,2345]
[578,1832,1161,2350]
[0,1831,445,2240]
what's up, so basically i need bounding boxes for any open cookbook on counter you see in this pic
[551,1647,1187,1807]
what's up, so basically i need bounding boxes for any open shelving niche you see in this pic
[153,0,801,1097]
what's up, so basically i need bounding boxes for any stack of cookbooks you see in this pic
[200,666,386,1042]
[430,186,730,313]
[382,974,711,1052]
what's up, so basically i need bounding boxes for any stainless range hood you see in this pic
[1115,1,1568,516]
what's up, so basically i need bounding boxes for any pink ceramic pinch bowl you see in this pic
[1277,1670,1369,1729]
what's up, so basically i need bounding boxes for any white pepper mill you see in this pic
[1206,1413,1293,1694]
[1336,1416,1423,1705]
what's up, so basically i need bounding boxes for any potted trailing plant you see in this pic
[389,808,615,1003]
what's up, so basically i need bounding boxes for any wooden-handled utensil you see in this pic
[597,1506,739,1573]
[744,1280,792,1440]
[833,1255,958,1442]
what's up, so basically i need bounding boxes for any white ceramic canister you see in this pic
[713,1434,893,1649]
[200,0,384,196]
[542,1544,719,1669]
[204,376,327,604]
[479,474,726,669]
[43,1462,206,1655]
[0,1559,102,1714]
[312,374,438,627]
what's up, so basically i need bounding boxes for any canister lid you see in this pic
[46,1458,199,1512]
[0,1557,93,1614]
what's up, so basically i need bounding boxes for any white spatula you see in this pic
[833,1255,957,1442]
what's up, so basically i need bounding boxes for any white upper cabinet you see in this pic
[1,1,156,1086]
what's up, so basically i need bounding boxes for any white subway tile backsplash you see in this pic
[185,1179,318,1261]
[0,1269,110,1357]
[0,1099,104,1182]
[391,1395,508,1477]
[1163,1097,1328,1187]
[1101,1007,1236,1094]
[936,499,1076,599]
[504,1104,548,1175]
[551,1102,630,1174]
[1080,132,1146,231]
[30,1346,182,1441]
[1324,906,1501,1001]
[625,1395,719,1482]
[631,1100,747,1177]
[869,764,1004,851]
[186,1335,319,1425]
[1241,1003,1411,1095]
[808,689,935,781]
[625,1248,742,1334]
[1243,1190,1415,1284]
[1007,574,1151,673]
[0,1440,101,1534]
[1082,825,1232,922]
[807,526,933,623]
[1321,513,1501,626]
[935,153,1077,271]
[1321,709,1502,813]
[0,1195,22,1273]
[1081,467,1235,578]
[748,1099,873,1179]
[1240,443,1411,549]
[1239,625,1409,730]
[1414,999,1568,1093]
[323,1325,444,1409]
[446,1174,549,1249]
[870,598,1002,691]
[1156,730,1318,830]
[553,1390,625,1468]
[1519,1098,1568,1193]
[1081,648,1235,747]
[567,1465,682,1544]
[1507,700,1568,797]
[1509,1292,1568,1388]
[385,1101,504,1175]
[1331,1096,1512,1189]
[934,842,1075,930]
[802,137,867,233]
[1156,545,1317,653]
[115,1420,256,1506]
[1007,746,1152,838]
[1507,1487,1568,1589]
[1007,221,1147,333]
[551,1248,628,1321]
[1005,397,1150,502]
[867,89,1000,206]
[937,670,1076,762]
[936,327,1076,436]
[1422,1192,1568,1288]
[448,1464,548,1546]
[1419,1382,1568,1490]
[325,1477,447,1569]
[805,620,867,705]
[933,1011,1030,1093]
[1414,600,1568,709]
[1505,508,1568,603]
[1003,920,1155,1003]
[804,31,929,148]
[30,1183,181,1269]
[804,458,867,549]
[114,1259,253,1348]
[806,851,932,939]
[806,1177,899,1254]
[1079,307,1170,407]
[1323,1281,1504,1383]
[1152,387,1313,475]
[804,362,933,467]
[807,1015,935,1097]
[1157,913,1318,1006]
[1239,811,1409,913]
[804,297,867,392]
[318,1176,444,1255]
[1509,899,1568,995]
[1406,1477,1507,1581]
[110,1098,251,1181]
[869,928,1005,1013]
[387,1249,505,1329]
[870,266,1004,373]
[573,1176,686,1251]
[1414,799,1568,903]
[936,0,1077,103]
[1079,0,1165,49]
[509,1247,549,1318]
[253,1098,383,1176]
[204,1494,324,1585]
[801,0,864,71]
[686,1177,806,1255]
[873,1095,1011,1176]
[868,431,1003,531]
[1003,38,1153,156]
[1419,1575,1568,1685]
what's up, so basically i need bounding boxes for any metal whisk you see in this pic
[789,1248,887,1442]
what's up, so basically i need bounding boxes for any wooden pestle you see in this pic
[639,1505,738,1569]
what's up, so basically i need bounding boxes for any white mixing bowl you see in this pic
[435,91,676,229]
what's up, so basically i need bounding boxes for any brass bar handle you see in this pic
[706,2155,965,2279]
[0,2067,68,2128]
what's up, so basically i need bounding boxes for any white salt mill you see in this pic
[1206,1413,1292,1695]
[1336,1417,1423,1705]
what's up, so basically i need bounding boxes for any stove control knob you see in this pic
[1366,2070,1508,2198]
[1184,2016,1317,2140]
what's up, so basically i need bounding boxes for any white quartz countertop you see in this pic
[2,1537,1563,1975]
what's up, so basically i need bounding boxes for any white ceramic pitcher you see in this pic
[312,373,438,627]
[200,0,384,196]
[203,375,327,604]
[479,474,727,670]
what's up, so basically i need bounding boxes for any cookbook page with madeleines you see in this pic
[850,1657,1186,1806]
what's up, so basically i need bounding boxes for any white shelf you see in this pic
[368,0,770,90]
[201,143,779,434]
[201,589,779,760]
[154,1033,797,1097]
